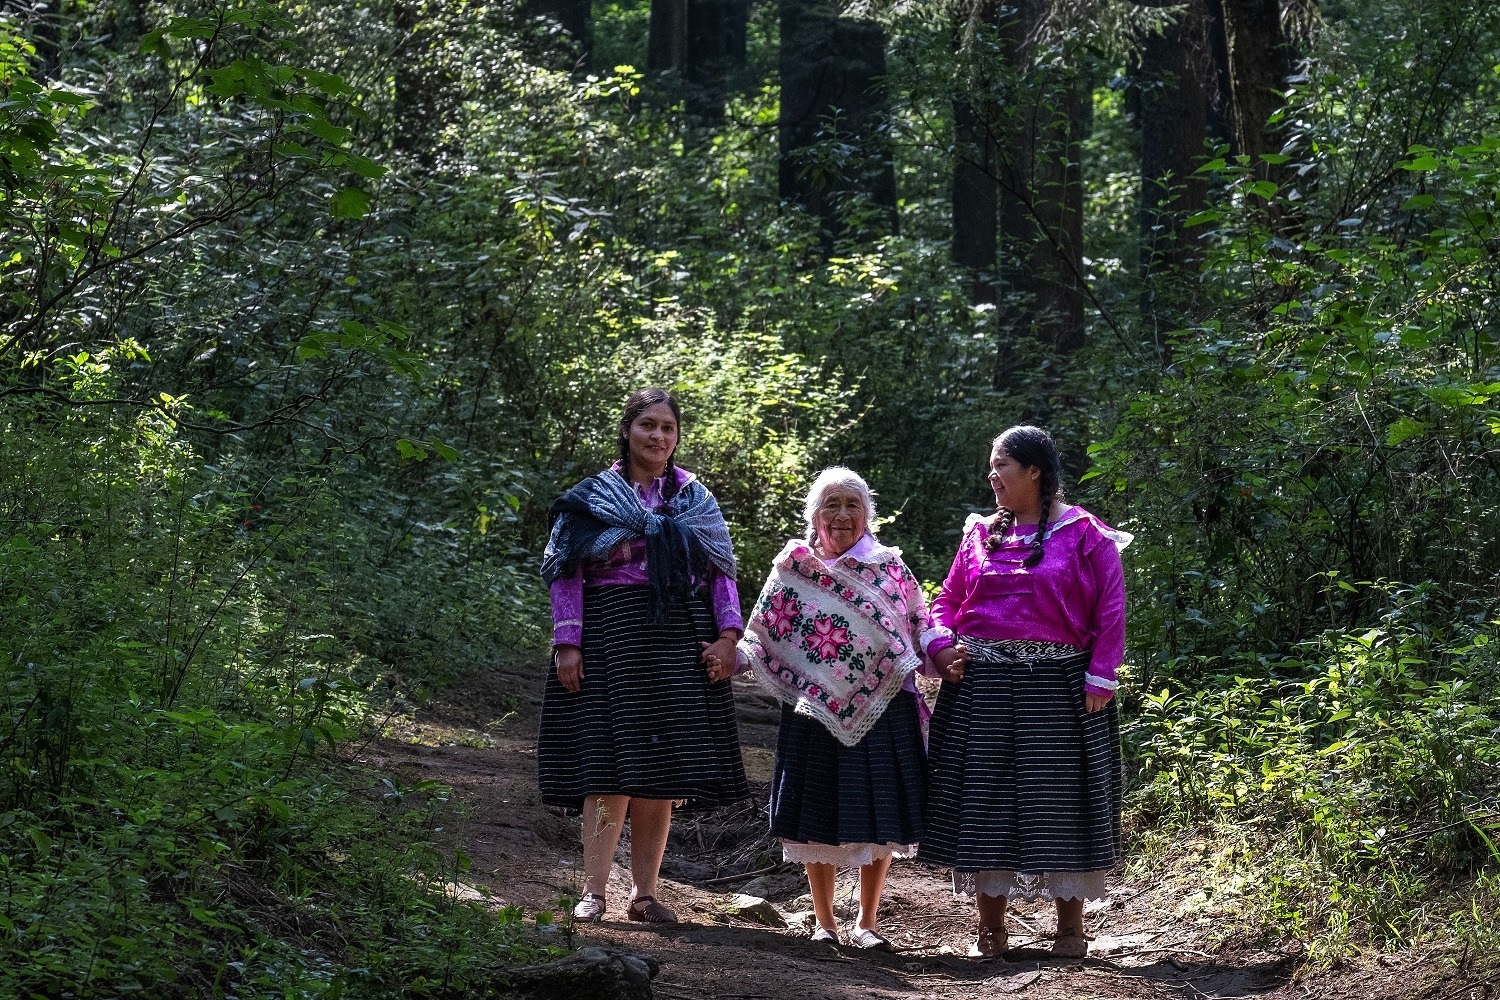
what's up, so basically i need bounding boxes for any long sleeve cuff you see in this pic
[920,625,954,657]
[925,637,955,659]
[1084,671,1118,700]
[553,622,583,648]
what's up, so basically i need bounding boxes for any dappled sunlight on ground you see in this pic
[364,662,1468,1000]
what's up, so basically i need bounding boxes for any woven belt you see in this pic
[957,636,1082,661]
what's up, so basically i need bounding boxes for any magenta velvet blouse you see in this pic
[548,464,743,648]
[929,506,1130,699]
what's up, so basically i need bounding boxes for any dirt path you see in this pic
[366,660,1442,1000]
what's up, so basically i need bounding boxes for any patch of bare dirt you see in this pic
[362,660,1468,1000]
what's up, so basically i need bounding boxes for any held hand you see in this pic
[1085,691,1111,713]
[555,645,584,693]
[700,636,737,683]
[933,644,971,683]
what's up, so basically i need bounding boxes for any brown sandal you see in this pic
[970,924,1008,958]
[627,895,678,924]
[1051,933,1088,959]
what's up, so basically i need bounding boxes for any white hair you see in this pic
[802,466,878,542]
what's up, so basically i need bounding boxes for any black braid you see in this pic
[1025,479,1058,567]
[983,506,1016,553]
[617,428,633,483]
[660,454,680,507]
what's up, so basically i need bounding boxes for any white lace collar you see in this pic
[964,506,1133,552]
[777,532,904,569]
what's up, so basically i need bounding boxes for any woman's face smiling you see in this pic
[626,402,678,478]
[814,485,868,557]
[988,443,1041,515]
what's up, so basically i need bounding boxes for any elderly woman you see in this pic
[537,387,748,925]
[730,467,947,949]
[922,425,1130,958]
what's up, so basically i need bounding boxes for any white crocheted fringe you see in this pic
[781,840,916,866]
[953,869,1109,901]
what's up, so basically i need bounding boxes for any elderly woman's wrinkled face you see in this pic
[814,485,868,557]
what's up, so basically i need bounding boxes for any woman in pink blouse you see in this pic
[537,387,748,925]
[922,425,1130,959]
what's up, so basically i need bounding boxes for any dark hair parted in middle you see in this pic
[986,424,1063,567]
[617,387,684,505]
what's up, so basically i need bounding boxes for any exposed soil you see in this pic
[364,659,1474,1000]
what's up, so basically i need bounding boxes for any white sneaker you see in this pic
[572,892,606,922]
[849,927,893,952]
[810,925,839,943]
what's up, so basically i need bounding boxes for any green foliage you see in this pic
[1132,597,1500,957]
[1077,0,1500,956]
[6,0,1500,983]
[0,388,544,995]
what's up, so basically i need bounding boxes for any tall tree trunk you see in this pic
[1137,0,1212,328]
[952,96,999,303]
[1219,0,1295,170]
[648,0,687,72]
[951,1,1001,304]
[111,0,148,48]
[724,0,749,66]
[779,0,897,246]
[993,0,1087,369]
[1202,0,1237,147]
[33,0,63,80]
[392,1,437,159]
[649,0,749,120]
[527,0,593,67]
[391,4,477,160]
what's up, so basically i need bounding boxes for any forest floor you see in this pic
[365,659,1476,1000]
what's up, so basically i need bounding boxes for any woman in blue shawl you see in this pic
[537,387,748,925]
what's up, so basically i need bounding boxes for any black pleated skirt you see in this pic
[536,585,749,813]
[769,691,926,848]
[922,647,1122,872]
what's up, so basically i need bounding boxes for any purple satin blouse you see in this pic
[929,506,1129,699]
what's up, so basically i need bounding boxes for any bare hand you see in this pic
[701,636,737,683]
[555,645,584,693]
[1085,691,1110,713]
[933,644,971,683]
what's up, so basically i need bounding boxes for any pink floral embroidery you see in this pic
[802,615,851,663]
[827,700,840,712]
[763,591,801,640]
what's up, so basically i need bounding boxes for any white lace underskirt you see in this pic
[953,869,1109,901]
[780,840,916,866]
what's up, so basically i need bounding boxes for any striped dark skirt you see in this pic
[921,640,1122,873]
[769,691,926,848]
[536,585,749,813]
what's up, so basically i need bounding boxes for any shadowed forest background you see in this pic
[3,0,1500,994]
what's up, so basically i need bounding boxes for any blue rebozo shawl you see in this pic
[540,467,737,623]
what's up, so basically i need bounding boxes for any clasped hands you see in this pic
[698,632,738,684]
[932,644,971,683]
[930,643,1111,712]
[552,631,739,694]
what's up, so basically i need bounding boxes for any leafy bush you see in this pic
[1131,594,1500,958]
